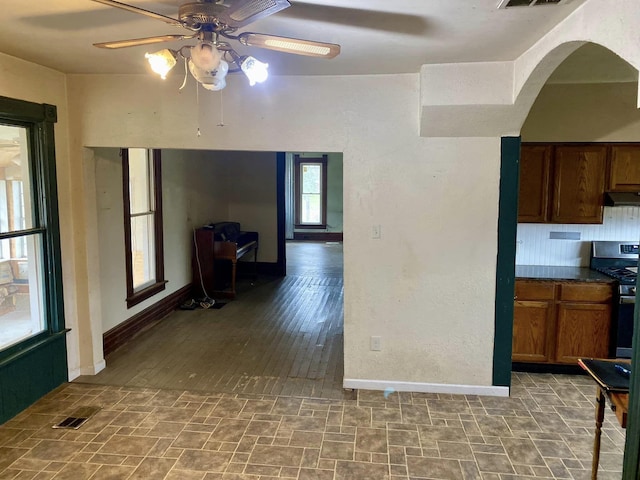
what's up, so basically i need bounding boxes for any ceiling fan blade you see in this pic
[218,0,290,28]
[94,34,195,49]
[238,32,340,58]
[91,0,184,27]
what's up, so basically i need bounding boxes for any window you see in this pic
[294,155,327,228]
[0,98,65,361]
[0,124,47,351]
[122,148,165,308]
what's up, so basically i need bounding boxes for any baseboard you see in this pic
[68,368,81,381]
[343,378,510,397]
[103,284,192,356]
[79,359,106,376]
[293,232,343,242]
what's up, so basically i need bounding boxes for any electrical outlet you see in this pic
[370,336,382,351]
[372,225,381,239]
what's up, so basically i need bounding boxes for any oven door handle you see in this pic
[620,296,636,305]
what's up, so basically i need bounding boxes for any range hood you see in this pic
[604,191,640,207]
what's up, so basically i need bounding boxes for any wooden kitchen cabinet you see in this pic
[518,143,607,224]
[513,299,555,363]
[551,145,607,224]
[512,279,613,365]
[608,144,640,192]
[513,280,555,363]
[518,145,552,223]
[555,303,611,364]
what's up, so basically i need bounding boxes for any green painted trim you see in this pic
[493,137,521,387]
[0,96,67,424]
[0,330,68,370]
[0,333,68,423]
[0,96,54,122]
[622,270,640,478]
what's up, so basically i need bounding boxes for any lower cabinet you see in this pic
[512,280,613,364]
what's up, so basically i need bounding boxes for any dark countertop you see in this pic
[515,265,615,283]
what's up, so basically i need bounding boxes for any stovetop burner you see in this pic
[595,266,638,285]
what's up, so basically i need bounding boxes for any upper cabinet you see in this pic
[518,145,551,223]
[608,145,640,192]
[551,145,607,224]
[519,144,607,224]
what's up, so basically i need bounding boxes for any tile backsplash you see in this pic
[516,206,640,266]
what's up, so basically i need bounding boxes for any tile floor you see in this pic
[0,372,626,479]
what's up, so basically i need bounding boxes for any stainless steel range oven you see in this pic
[590,241,638,358]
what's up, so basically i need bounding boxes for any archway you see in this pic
[497,41,640,479]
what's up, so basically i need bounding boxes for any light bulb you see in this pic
[240,56,269,86]
[145,49,177,79]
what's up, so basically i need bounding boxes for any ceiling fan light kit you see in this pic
[145,49,177,79]
[92,0,341,92]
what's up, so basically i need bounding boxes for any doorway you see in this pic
[494,43,640,478]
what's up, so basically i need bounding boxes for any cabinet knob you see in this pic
[514,295,518,300]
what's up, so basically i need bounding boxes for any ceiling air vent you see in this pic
[498,0,571,8]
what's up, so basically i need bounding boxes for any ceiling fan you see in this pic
[91,0,341,91]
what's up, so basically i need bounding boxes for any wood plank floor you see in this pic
[77,242,350,400]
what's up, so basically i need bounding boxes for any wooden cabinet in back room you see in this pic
[512,279,613,365]
[608,144,640,192]
[551,145,607,224]
[518,143,607,224]
[518,145,552,223]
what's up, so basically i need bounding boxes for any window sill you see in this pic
[126,281,167,309]
[294,225,327,230]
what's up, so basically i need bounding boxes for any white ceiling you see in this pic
[0,0,602,78]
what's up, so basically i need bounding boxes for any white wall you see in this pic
[94,148,228,332]
[0,52,91,377]
[206,151,278,263]
[522,82,640,142]
[66,73,501,391]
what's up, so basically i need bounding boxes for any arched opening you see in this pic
[498,41,640,478]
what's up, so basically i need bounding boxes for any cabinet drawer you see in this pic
[515,281,555,300]
[558,283,612,302]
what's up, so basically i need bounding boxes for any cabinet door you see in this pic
[551,145,607,224]
[608,145,640,192]
[554,303,611,364]
[512,300,555,363]
[518,145,552,223]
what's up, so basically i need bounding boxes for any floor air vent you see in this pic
[498,0,570,7]
[53,406,101,429]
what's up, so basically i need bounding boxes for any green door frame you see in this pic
[493,135,640,477]
[493,136,520,387]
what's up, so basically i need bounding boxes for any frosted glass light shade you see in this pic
[145,49,177,79]
[240,56,269,86]
[190,42,221,72]
[189,59,229,91]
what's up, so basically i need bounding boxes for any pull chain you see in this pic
[196,83,201,137]
[217,89,225,127]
